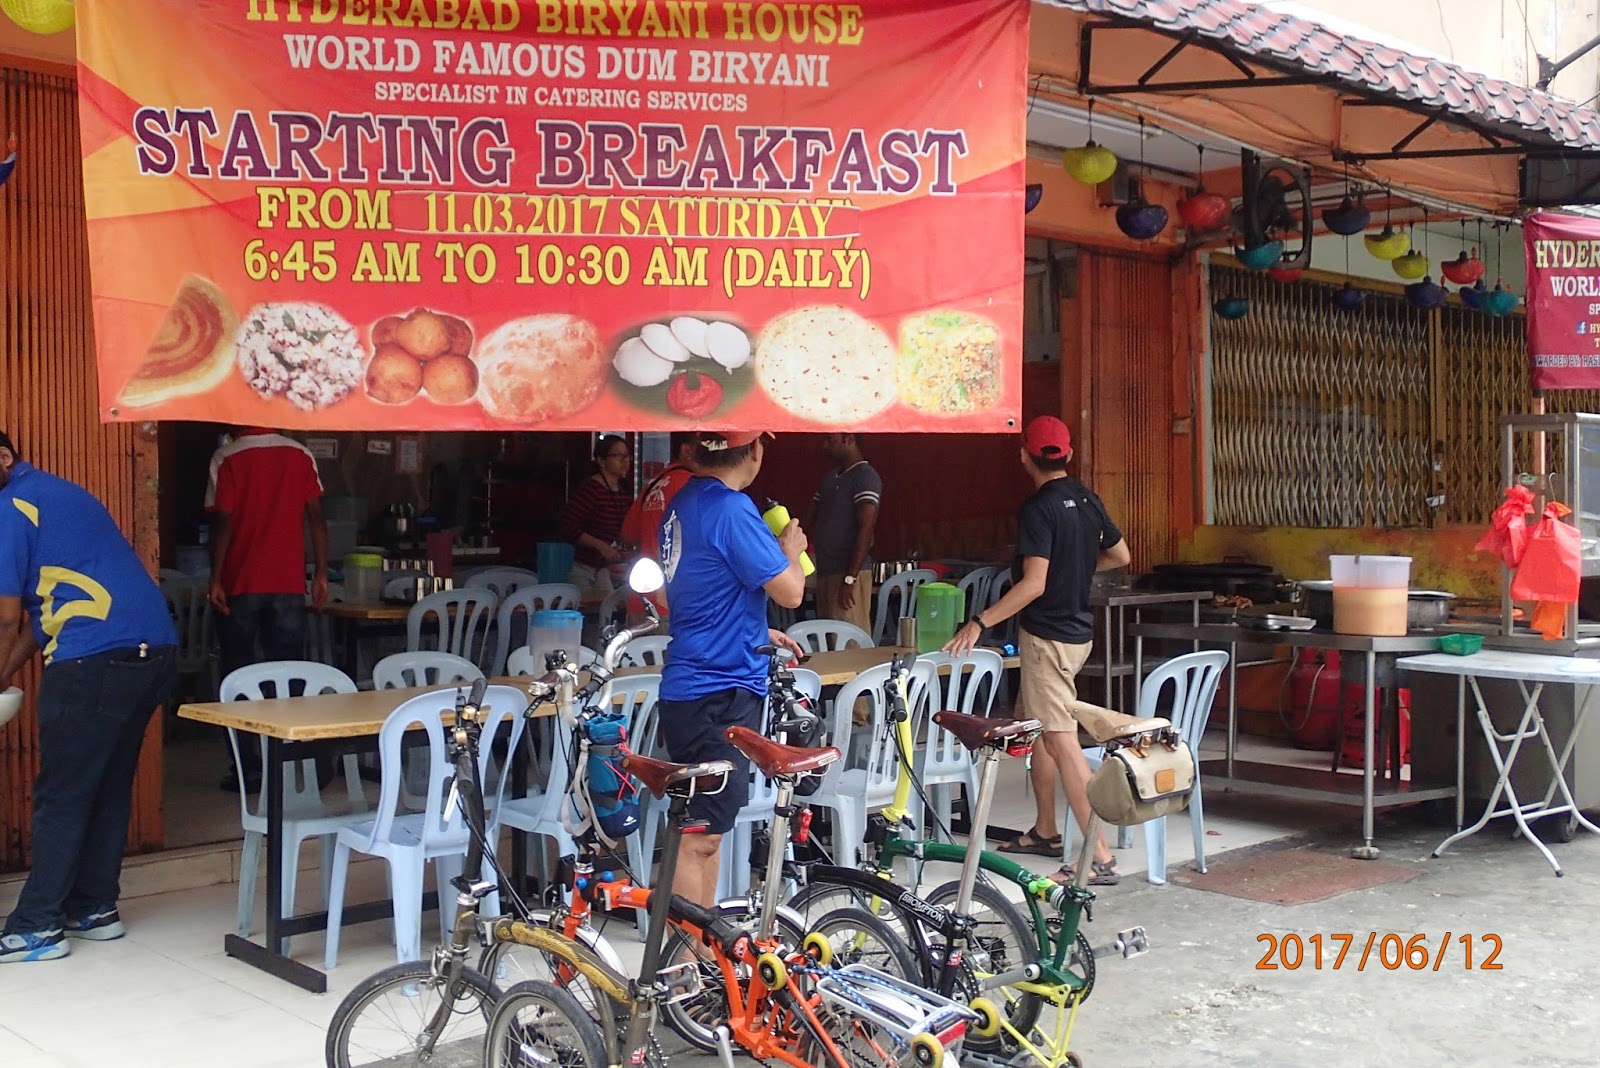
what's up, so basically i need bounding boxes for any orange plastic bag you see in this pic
[1510,502,1581,604]
[1475,485,1536,569]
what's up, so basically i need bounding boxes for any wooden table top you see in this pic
[176,647,1019,741]
[176,680,551,741]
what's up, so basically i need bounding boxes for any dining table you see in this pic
[177,682,551,994]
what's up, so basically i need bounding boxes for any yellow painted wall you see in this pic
[1182,525,1501,602]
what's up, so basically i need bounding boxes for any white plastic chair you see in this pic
[983,571,1019,648]
[462,566,544,602]
[787,619,875,653]
[1069,650,1227,885]
[406,587,497,666]
[957,567,999,618]
[872,569,937,645]
[624,635,672,667]
[915,650,1003,840]
[597,586,629,631]
[380,570,431,600]
[324,684,527,967]
[221,662,366,947]
[163,578,218,702]
[373,651,487,811]
[809,660,936,871]
[488,583,584,676]
[720,667,823,902]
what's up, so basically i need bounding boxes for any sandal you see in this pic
[1047,861,1121,887]
[998,827,1063,856]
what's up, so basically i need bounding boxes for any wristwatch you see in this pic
[843,575,857,586]
[969,614,987,630]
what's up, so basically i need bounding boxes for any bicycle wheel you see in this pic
[659,901,809,1052]
[923,879,1043,1049]
[789,875,915,946]
[794,983,941,1068]
[483,980,607,1068]
[807,907,920,982]
[479,913,628,1025]
[325,961,498,1068]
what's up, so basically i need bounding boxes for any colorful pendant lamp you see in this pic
[1178,145,1231,232]
[1062,100,1119,186]
[1459,219,1490,309]
[1484,221,1520,316]
[1334,226,1366,310]
[1392,213,1429,280]
[1364,192,1410,261]
[1213,296,1250,320]
[0,134,14,188]
[1440,218,1485,286]
[1322,168,1371,236]
[1114,118,1168,240]
[0,0,73,35]
[1405,210,1445,308]
[1024,184,1043,214]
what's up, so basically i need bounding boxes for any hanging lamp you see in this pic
[1024,184,1043,214]
[1440,218,1485,285]
[1365,191,1410,260]
[1335,223,1366,310]
[1114,118,1168,240]
[1213,296,1250,320]
[1484,221,1520,316]
[1392,213,1429,280]
[0,0,73,35]
[1404,209,1444,307]
[1322,166,1371,236]
[1178,144,1231,232]
[1062,100,1119,186]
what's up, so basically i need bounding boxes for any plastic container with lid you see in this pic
[528,609,585,674]
[537,542,576,585]
[343,551,385,603]
[1331,555,1412,636]
[915,581,964,653]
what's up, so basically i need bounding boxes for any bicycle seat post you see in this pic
[946,744,1005,923]
[756,777,796,941]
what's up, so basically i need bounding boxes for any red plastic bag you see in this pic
[1475,485,1536,569]
[1511,502,1581,604]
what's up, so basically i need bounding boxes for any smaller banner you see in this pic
[1526,212,1600,390]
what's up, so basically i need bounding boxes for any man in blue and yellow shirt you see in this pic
[0,431,176,963]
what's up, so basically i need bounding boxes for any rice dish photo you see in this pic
[755,305,897,424]
[236,302,363,410]
[476,313,605,424]
[897,310,1001,414]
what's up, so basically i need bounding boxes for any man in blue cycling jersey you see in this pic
[657,431,806,906]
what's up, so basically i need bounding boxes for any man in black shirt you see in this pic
[945,416,1130,884]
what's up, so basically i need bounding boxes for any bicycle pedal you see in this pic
[1096,926,1148,959]
[657,960,707,1004]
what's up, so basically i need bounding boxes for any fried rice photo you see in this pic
[236,302,364,411]
[896,310,1001,414]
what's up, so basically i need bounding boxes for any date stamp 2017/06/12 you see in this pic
[1256,933,1503,971]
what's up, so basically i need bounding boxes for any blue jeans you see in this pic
[219,594,307,779]
[4,645,175,934]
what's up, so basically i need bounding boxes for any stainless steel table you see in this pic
[1130,623,1456,859]
[1399,651,1600,876]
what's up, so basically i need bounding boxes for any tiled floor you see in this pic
[0,734,1357,1067]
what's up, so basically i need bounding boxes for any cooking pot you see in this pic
[1296,581,1456,630]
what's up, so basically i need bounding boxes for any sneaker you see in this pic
[66,908,125,941]
[0,930,69,963]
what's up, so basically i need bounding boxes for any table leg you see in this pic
[1455,675,1466,832]
[1225,640,1238,780]
[222,736,329,994]
[1132,615,1143,715]
[511,732,530,899]
[1527,682,1600,841]
[1352,651,1380,860]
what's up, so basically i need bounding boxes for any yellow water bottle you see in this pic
[762,499,815,576]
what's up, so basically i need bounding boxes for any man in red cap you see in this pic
[656,430,806,907]
[945,415,1130,885]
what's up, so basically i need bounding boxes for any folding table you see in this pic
[1397,650,1600,876]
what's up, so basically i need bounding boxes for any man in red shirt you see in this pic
[206,428,328,789]
[619,432,697,622]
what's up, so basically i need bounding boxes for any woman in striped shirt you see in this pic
[561,435,633,595]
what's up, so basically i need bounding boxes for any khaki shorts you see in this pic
[817,570,873,635]
[1018,629,1093,733]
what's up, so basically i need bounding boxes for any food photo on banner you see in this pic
[1526,211,1600,391]
[76,0,1029,433]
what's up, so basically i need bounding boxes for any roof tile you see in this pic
[1061,0,1600,151]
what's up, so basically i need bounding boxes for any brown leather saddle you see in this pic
[621,752,735,799]
[724,726,840,779]
[932,711,1041,752]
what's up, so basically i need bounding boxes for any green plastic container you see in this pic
[916,582,964,653]
[1438,633,1485,656]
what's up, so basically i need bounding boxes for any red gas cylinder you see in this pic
[1286,649,1342,750]
[1338,686,1412,772]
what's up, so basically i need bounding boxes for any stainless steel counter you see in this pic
[1129,622,1457,859]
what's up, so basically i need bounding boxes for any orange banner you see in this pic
[78,0,1028,434]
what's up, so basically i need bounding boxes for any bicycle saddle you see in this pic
[933,711,1041,752]
[1069,700,1171,745]
[724,726,840,779]
[622,752,735,799]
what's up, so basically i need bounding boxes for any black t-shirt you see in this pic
[1014,477,1122,644]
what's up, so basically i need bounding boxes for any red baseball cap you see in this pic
[699,431,774,449]
[1022,416,1073,459]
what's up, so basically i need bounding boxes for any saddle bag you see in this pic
[1087,732,1195,827]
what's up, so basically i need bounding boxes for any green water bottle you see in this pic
[762,499,815,576]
